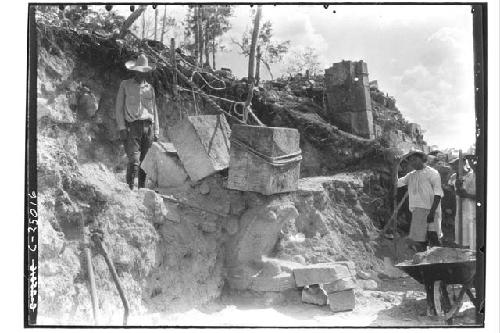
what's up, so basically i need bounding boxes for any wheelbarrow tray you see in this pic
[395,260,476,285]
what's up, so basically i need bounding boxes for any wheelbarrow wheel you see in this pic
[433,281,467,325]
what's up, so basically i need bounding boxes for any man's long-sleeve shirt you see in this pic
[397,165,444,211]
[115,79,160,136]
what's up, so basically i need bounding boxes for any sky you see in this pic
[113,4,475,151]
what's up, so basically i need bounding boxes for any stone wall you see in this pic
[324,61,375,139]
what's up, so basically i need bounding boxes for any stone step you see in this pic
[327,289,355,313]
[302,285,327,306]
[293,263,351,287]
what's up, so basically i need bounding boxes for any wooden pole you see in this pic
[457,149,464,245]
[170,38,178,97]
[160,5,167,44]
[170,38,180,120]
[83,227,98,325]
[154,6,158,41]
[382,191,409,234]
[95,238,130,326]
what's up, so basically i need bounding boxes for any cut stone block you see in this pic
[141,142,188,188]
[293,263,351,287]
[169,115,231,182]
[327,289,355,313]
[249,272,296,292]
[322,277,357,293]
[227,125,301,195]
[302,286,327,306]
[334,261,357,278]
[357,279,378,290]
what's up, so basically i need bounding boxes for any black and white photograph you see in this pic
[16,1,499,329]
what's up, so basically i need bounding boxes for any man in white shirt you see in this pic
[397,150,444,252]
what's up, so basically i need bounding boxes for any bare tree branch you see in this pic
[119,5,147,38]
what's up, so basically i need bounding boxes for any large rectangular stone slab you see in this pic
[327,289,355,313]
[141,142,188,188]
[227,125,301,195]
[293,263,351,287]
[169,115,231,182]
[249,272,296,292]
[322,277,357,293]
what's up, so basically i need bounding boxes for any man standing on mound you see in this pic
[115,54,160,190]
[397,150,444,252]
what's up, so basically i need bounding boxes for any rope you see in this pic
[230,138,302,167]
[191,70,227,91]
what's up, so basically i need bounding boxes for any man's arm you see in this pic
[397,172,409,188]
[427,171,444,223]
[115,81,127,131]
[427,195,442,223]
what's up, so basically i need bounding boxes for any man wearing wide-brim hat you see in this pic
[116,54,160,190]
[397,149,444,252]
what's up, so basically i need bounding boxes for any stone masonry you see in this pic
[324,60,375,139]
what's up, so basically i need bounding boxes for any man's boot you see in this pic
[138,168,147,189]
[126,164,138,190]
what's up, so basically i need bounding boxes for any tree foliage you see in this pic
[132,6,177,42]
[233,20,290,79]
[184,5,234,68]
[284,47,321,76]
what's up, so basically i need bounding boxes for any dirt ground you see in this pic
[56,275,476,327]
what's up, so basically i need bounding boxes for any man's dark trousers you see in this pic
[124,119,153,189]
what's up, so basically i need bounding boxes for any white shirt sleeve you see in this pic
[397,173,410,188]
[430,170,444,197]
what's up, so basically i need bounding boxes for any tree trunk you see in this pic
[244,5,262,123]
[204,18,210,68]
[255,45,261,85]
[154,6,158,41]
[119,4,147,38]
[212,36,216,69]
[160,6,167,44]
[141,11,146,39]
[197,6,203,66]
[193,6,199,64]
[247,6,262,84]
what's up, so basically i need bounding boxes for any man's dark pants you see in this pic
[124,120,152,189]
[414,231,441,252]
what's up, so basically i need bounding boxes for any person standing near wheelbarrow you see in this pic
[397,150,444,252]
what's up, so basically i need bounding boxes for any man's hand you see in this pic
[119,129,128,141]
[153,134,159,142]
[427,210,435,224]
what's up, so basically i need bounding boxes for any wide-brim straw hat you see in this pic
[403,149,428,162]
[125,54,153,72]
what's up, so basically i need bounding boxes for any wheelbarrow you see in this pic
[395,259,479,325]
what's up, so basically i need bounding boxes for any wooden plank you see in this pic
[170,38,178,97]
[457,149,464,245]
